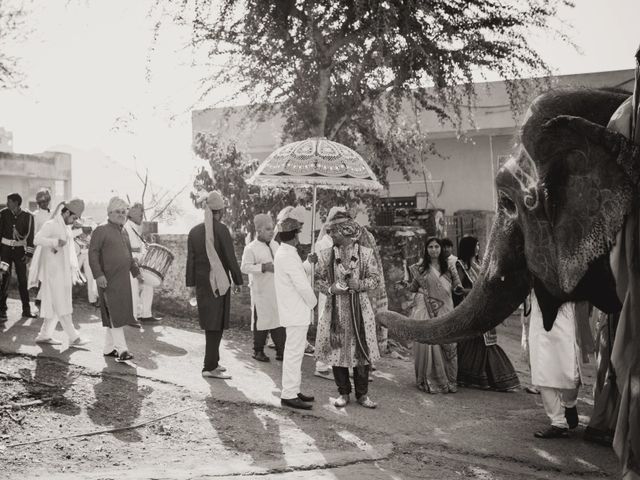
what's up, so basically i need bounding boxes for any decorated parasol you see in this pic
[246,137,383,254]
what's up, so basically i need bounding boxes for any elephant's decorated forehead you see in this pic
[503,145,540,193]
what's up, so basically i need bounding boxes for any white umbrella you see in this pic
[247,137,383,254]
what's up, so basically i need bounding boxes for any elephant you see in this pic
[377,87,640,478]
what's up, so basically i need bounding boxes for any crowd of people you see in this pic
[0,191,161,360]
[0,188,605,439]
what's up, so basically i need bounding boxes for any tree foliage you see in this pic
[0,0,28,89]
[154,0,573,231]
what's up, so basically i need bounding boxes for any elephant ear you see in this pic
[537,115,640,294]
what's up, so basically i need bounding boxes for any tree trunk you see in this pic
[313,67,331,137]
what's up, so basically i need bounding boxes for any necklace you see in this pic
[334,243,359,280]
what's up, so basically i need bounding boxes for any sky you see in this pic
[0,0,638,230]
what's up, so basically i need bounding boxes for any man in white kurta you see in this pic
[29,199,89,347]
[274,216,317,410]
[125,203,157,323]
[526,295,585,438]
[241,214,285,362]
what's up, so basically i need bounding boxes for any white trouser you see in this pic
[37,314,79,342]
[78,250,98,303]
[130,275,154,318]
[539,386,579,428]
[281,324,309,399]
[103,327,128,355]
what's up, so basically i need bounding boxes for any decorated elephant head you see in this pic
[379,88,640,343]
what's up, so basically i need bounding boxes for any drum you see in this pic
[139,243,174,287]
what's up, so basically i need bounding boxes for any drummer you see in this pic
[125,203,159,324]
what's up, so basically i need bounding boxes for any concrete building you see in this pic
[193,69,634,210]
[192,69,634,247]
[0,133,72,210]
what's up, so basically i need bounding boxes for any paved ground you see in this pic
[0,297,619,479]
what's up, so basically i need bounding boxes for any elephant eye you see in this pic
[498,191,518,217]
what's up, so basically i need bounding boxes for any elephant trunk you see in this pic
[377,215,532,344]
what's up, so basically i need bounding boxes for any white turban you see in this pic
[107,197,129,213]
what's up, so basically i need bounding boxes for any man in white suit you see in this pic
[274,215,317,410]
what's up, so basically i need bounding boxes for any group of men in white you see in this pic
[27,189,158,349]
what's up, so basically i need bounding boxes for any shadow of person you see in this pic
[121,325,189,371]
[86,366,151,442]
[204,380,287,471]
[18,345,81,417]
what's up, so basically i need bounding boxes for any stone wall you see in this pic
[149,226,429,323]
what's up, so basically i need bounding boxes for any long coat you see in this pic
[314,243,380,367]
[89,222,140,328]
[28,214,78,319]
[241,239,280,331]
[186,220,243,331]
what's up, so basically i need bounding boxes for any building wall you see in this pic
[0,151,72,208]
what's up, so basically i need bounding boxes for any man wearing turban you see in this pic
[187,191,243,379]
[241,213,286,362]
[28,198,89,347]
[125,203,158,324]
[89,197,143,363]
[314,210,381,409]
[32,189,52,235]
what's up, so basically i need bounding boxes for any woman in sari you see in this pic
[410,237,462,394]
[455,236,520,392]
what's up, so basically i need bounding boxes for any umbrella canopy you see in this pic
[247,137,383,191]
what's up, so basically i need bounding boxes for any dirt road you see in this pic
[0,299,618,479]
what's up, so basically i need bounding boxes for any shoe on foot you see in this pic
[22,311,37,319]
[357,395,377,409]
[216,364,227,372]
[297,392,315,402]
[281,397,312,410]
[334,394,350,408]
[128,321,142,329]
[564,406,579,429]
[139,316,160,322]
[202,369,231,379]
[252,351,270,362]
[525,386,540,395]
[116,351,134,363]
[103,349,118,357]
[304,342,315,355]
[35,336,62,345]
[534,426,568,439]
[314,370,333,380]
[69,337,90,348]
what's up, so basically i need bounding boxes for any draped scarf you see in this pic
[328,242,370,364]
[204,208,230,298]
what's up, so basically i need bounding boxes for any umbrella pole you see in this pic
[310,185,317,287]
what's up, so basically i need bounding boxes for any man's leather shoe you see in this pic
[252,351,270,362]
[281,398,312,410]
[534,426,568,439]
[297,392,314,402]
[564,406,579,429]
[22,311,37,319]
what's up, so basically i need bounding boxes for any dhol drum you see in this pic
[139,243,174,287]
